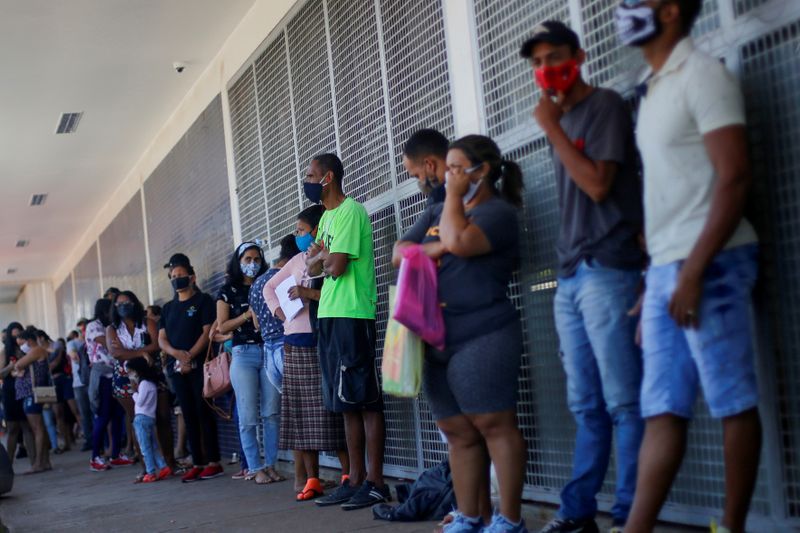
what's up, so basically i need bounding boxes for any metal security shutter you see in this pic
[473,0,800,527]
[227,0,456,478]
[474,0,569,141]
[54,275,74,337]
[380,0,455,183]
[326,0,394,203]
[735,0,770,16]
[73,243,101,323]
[254,35,302,249]
[286,0,338,174]
[143,95,233,304]
[740,19,800,519]
[98,193,148,302]
[371,204,420,476]
[229,67,268,243]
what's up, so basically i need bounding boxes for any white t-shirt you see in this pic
[133,379,157,418]
[636,37,757,266]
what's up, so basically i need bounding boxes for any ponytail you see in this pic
[449,135,525,208]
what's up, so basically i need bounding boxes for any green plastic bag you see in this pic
[382,286,423,397]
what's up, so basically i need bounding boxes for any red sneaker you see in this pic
[199,464,224,480]
[157,466,173,480]
[181,466,203,483]
[90,457,110,472]
[110,456,135,467]
[141,473,158,483]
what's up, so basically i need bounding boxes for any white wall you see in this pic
[0,303,19,330]
[52,0,299,289]
[16,281,58,335]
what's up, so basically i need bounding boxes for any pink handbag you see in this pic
[203,343,233,420]
[393,245,446,350]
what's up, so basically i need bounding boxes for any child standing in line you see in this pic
[128,358,171,483]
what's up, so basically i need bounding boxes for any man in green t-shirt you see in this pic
[303,153,388,511]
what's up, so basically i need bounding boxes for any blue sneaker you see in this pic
[443,512,484,533]
[484,513,529,533]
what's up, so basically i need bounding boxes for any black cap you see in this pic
[164,253,191,269]
[520,20,580,58]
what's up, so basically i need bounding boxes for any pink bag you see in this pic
[393,245,446,350]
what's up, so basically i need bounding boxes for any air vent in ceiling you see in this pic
[15,240,29,248]
[30,193,47,206]
[7,268,17,275]
[55,112,83,134]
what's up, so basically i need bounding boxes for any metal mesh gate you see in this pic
[226,0,800,527]
[228,0,454,476]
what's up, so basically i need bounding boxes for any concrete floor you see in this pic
[0,447,701,533]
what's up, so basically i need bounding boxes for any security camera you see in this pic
[173,61,186,74]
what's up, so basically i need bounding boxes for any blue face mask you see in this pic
[295,232,314,252]
[241,262,260,278]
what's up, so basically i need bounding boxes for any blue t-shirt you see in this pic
[249,269,284,341]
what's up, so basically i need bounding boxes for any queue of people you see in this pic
[1,1,762,532]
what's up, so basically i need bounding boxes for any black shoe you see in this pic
[340,481,391,511]
[314,479,358,506]
[538,517,599,533]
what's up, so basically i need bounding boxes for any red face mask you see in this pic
[535,59,580,94]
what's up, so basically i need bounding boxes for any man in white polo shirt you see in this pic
[616,1,760,532]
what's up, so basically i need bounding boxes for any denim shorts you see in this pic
[23,395,43,415]
[641,244,759,419]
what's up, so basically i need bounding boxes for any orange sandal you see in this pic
[296,477,324,502]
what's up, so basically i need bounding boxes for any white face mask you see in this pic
[20,343,31,354]
[446,164,483,206]
[462,180,482,205]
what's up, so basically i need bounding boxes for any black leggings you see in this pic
[172,369,220,465]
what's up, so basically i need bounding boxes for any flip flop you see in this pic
[265,467,286,483]
[254,470,273,485]
[296,478,324,502]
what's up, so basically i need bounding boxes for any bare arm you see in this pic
[540,124,616,203]
[49,348,64,373]
[392,241,447,268]
[158,328,177,357]
[669,125,753,327]
[106,326,149,362]
[15,347,47,370]
[216,299,251,335]
[321,251,347,279]
[438,193,492,258]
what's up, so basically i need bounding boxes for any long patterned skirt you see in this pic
[279,343,346,451]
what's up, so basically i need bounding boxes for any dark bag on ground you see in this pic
[372,460,455,522]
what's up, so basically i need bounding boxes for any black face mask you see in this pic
[117,303,135,319]
[171,276,191,291]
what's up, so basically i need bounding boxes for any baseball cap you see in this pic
[520,20,581,58]
[164,253,191,270]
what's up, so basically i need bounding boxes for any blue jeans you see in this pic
[230,344,280,472]
[74,385,94,443]
[264,338,284,393]
[554,259,644,522]
[641,244,759,419]
[133,414,166,475]
[43,407,58,449]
